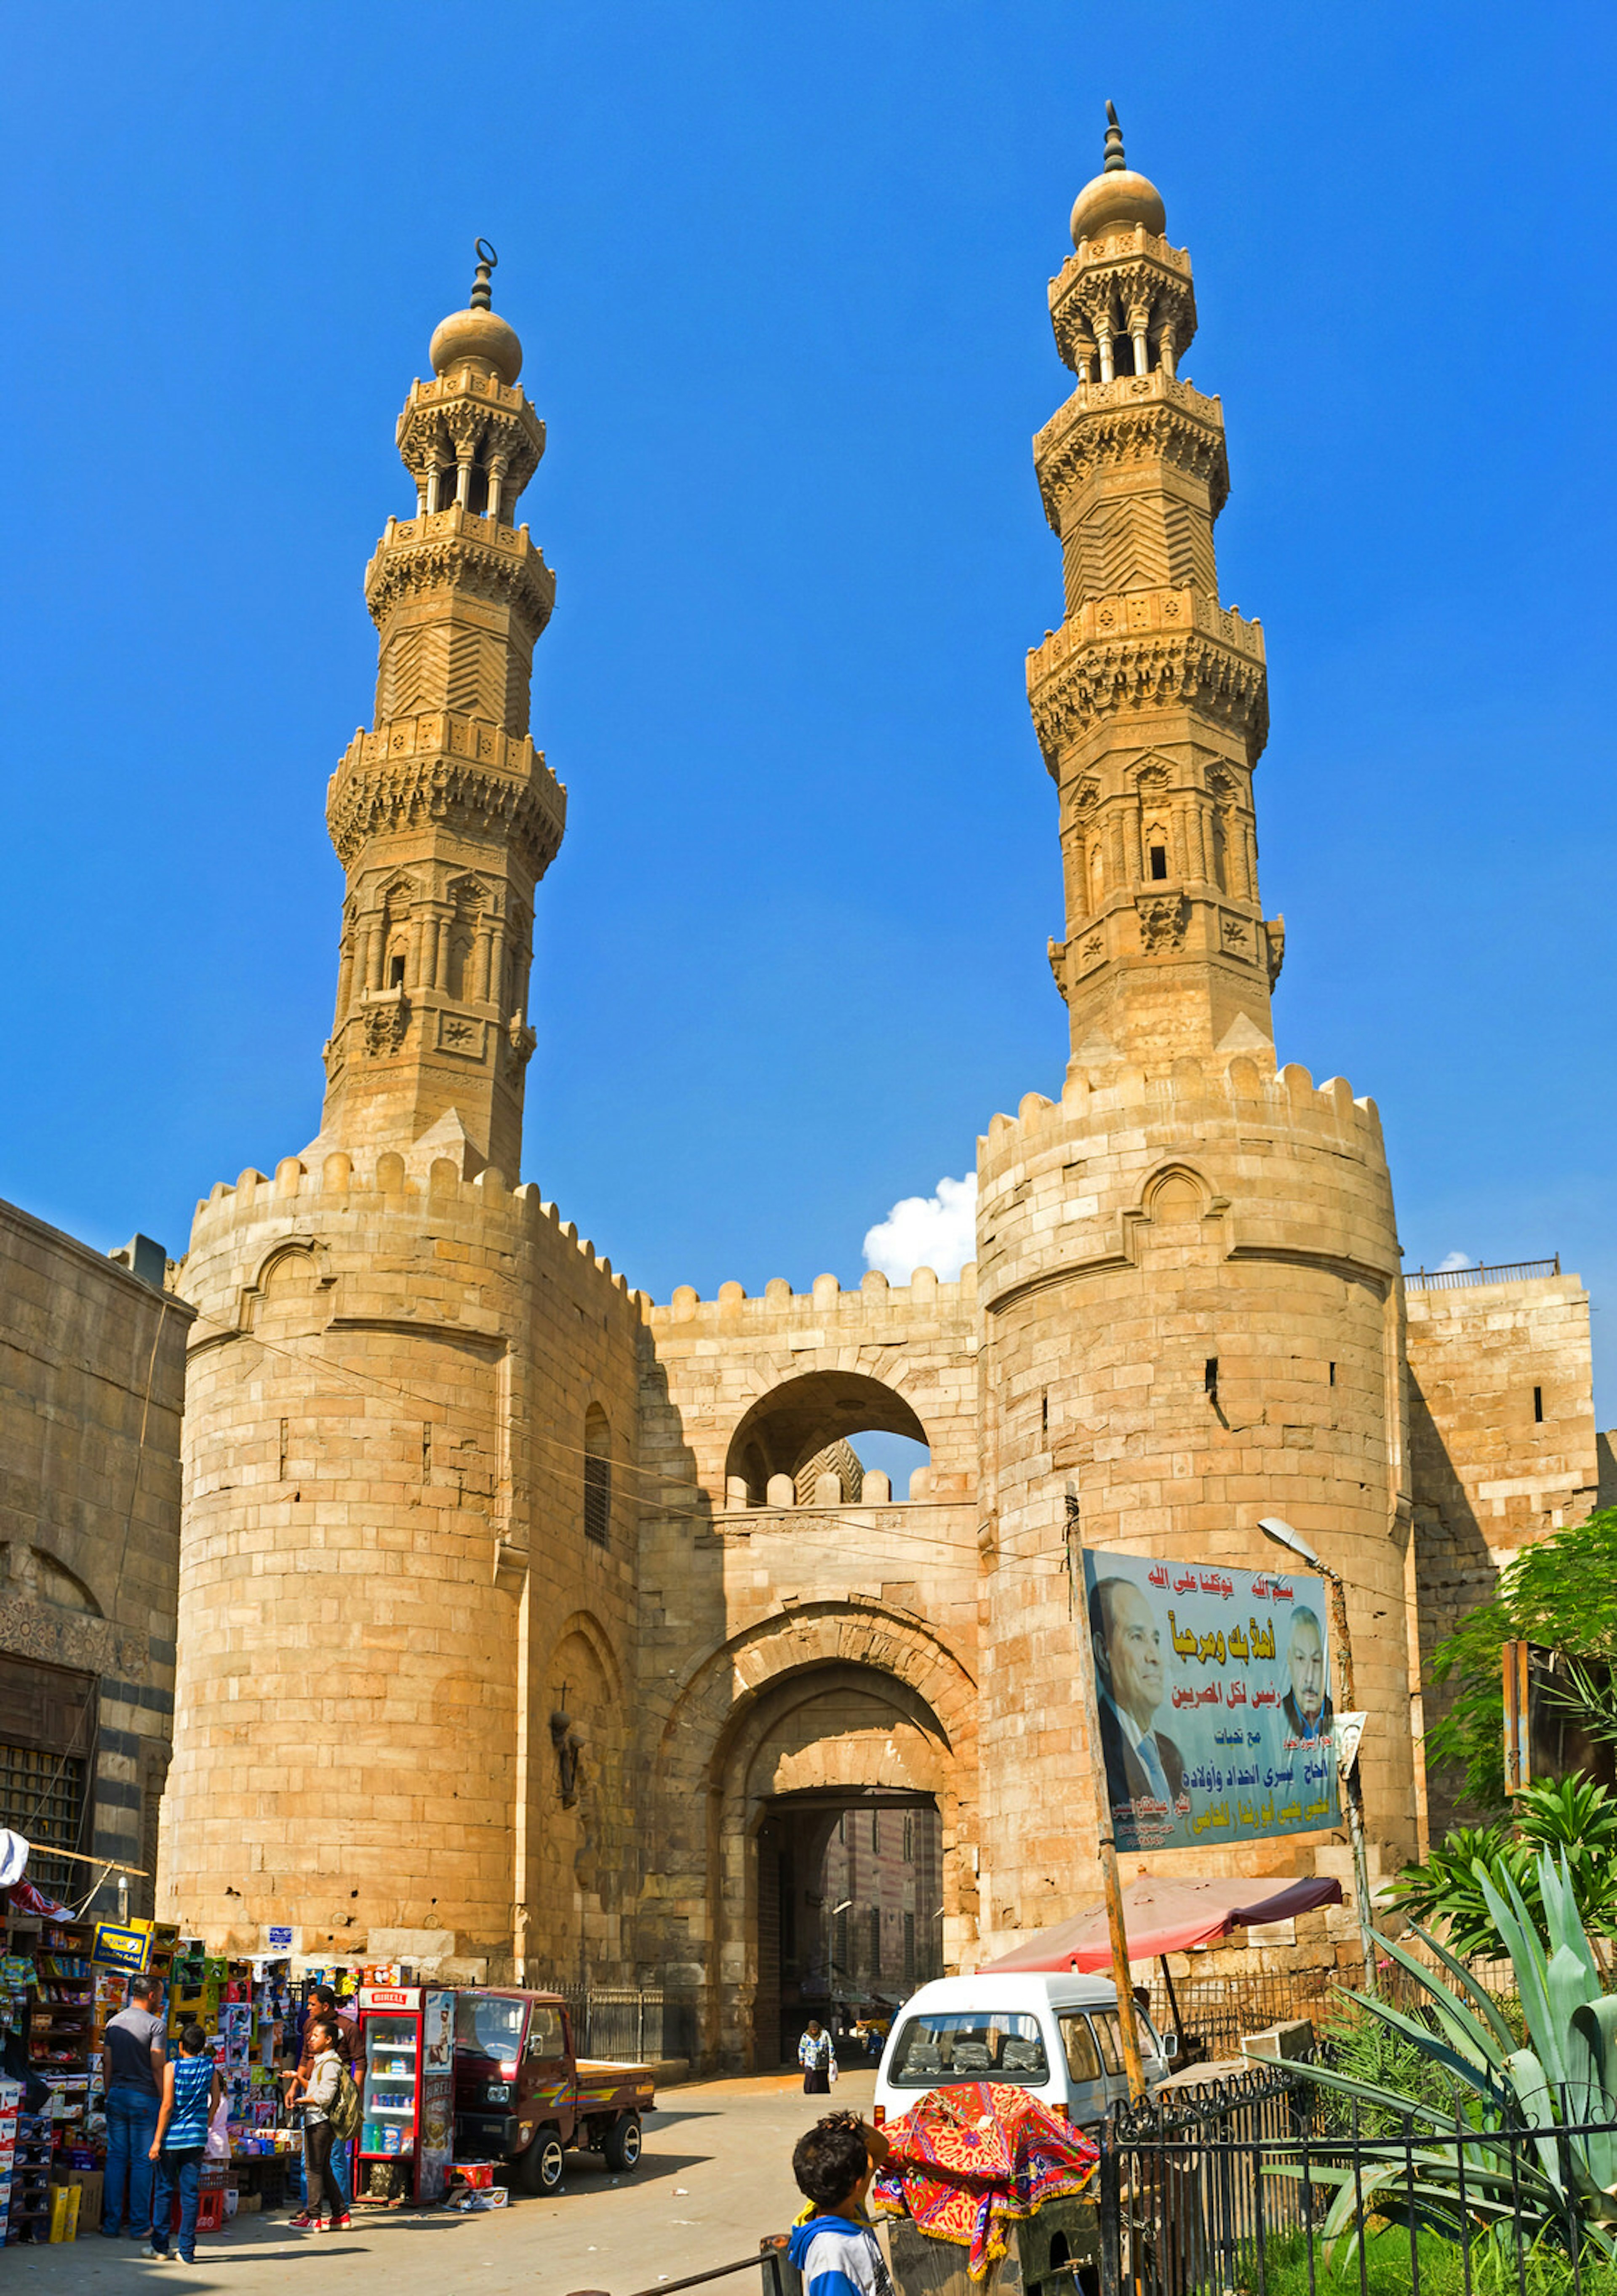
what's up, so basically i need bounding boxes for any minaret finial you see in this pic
[470,238,498,311]
[1103,100,1126,173]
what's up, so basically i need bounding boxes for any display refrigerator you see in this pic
[356,1985,456,2204]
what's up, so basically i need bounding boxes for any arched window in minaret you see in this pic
[1145,820,1170,881]
[1089,841,1105,908]
[444,878,486,1003]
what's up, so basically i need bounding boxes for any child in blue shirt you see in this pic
[786,2117,895,2296]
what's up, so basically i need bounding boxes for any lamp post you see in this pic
[1257,1516,1378,1994]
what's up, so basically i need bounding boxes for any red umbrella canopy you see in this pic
[977,1874,1344,1971]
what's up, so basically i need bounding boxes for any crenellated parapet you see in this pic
[976,1055,1398,1317]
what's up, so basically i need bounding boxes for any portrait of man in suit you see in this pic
[1280,1605,1333,1745]
[1088,1575,1185,1848]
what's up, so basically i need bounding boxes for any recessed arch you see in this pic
[649,1603,976,2069]
[724,1371,929,1496]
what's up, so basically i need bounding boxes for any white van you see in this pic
[873,1972,1174,2132]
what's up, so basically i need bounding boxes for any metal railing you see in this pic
[1099,2059,1617,2296]
[1142,1971,1334,2061]
[1406,1255,1560,1290]
[531,1981,699,2065]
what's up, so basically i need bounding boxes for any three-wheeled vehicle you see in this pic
[453,1987,656,2194]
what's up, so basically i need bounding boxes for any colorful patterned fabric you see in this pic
[871,2082,1099,2281]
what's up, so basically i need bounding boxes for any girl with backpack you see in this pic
[142,2023,224,2264]
[289,2018,355,2231]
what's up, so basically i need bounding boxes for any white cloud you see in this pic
[863,1173,978,1283]
[1436,1250,1473,1273]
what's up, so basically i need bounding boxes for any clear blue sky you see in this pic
[3,4,1614,1417]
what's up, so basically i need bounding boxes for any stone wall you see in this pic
[635,1266,982,2064]
[0,1197,192,1914]
[1406,1271,1598,1839]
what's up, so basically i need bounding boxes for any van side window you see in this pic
[1058,2013,1102,2083]
[1088,2011,1123,2075]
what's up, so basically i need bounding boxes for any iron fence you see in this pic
[1406,1256,1559,1291]
[1142,1955,1522,2063]
[531,1981,699,2065]
[1099,2060,1617,2296]
[1142,1971,1336,2061]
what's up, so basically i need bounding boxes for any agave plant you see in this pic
[1267,1850,1617,2265]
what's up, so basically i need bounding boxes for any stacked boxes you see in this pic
[0,2079,19,2229]
[7,2111,51,2242]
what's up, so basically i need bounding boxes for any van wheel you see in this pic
[602,2115,642,2173]
[518,2131,566,2194]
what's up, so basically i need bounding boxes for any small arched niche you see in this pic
[3,1545,101,1616]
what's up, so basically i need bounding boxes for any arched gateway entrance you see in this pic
[652,1599,978,2070]
[756,1789,943,2068]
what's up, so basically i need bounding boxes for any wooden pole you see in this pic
[1066,1494,1148,2103]
[1321,1564,1377,1994]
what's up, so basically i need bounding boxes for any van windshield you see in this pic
[886,2011,1049,2088]
[455,1993,527,2061]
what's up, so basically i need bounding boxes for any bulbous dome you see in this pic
[428,240,523,385]
[1069,103,1166,247]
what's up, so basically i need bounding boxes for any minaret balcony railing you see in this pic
[1032,369,1230,527]
[364,507,557,633]
[1054,221,1193,285]
[397,365,533,425]
[1027,584,1265,686]
[326,709,566,876]
[1034,366,1222,461]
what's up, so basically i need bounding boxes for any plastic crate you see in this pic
[169,2189,226,2237]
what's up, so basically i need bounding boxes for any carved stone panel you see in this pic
[1134,892,1188,954]
[436,1012,488,1060]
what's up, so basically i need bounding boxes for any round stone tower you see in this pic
[160,251,567,1970]
[975,115,1416,1960]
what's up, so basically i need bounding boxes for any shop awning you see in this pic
[976,1874,1345,1971]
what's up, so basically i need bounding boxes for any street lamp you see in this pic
[1257,1516,1378,1993]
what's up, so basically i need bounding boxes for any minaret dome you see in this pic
[1069,100,1166,246]
[429,237,524,385]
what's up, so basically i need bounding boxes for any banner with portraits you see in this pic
[1081,1549,1341,1852]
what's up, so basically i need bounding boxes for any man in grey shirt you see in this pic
[101,1974,167,2240]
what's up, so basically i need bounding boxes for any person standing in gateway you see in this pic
[100,1973,168,2241]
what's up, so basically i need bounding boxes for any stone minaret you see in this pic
[318,243,564,1180]
[1034,104,1278,1071]
[160,255,646,1979]
[975,115,1417,1960]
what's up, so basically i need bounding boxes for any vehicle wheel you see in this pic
[518,2131,566,2195]
[602,2115,642,2173]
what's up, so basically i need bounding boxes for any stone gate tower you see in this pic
[973,112,1420,1946]
[160,255,644,1973]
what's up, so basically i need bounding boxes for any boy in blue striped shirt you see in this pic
[142,2023,223,2266]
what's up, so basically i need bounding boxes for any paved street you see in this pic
[3,2069,878,2296]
